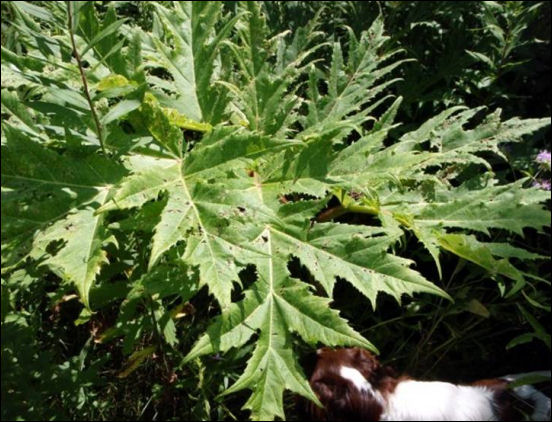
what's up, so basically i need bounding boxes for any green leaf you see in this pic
[31,191,116,309]
[80,19,127,58]
[222,2,322,136]
[184,228,372,420]
[3,4,550,420]
[409,181,550,236]
[506,332,537,350]
[96,74,137,91]
[302,19,408,143]
[164,107,212,133]
[117,346,156,378]
[464,299,490,318]
[438,234,525,287]
[273,215,451,306]
[144,2,236,124]
[506,371,551,388]
[13,1,55,24]
[139,92,184,157]
[465,50,495,68]
[98,128,302,309]
[1,89,39,133]
[2,128,126,304]
[182,193,448,419]
[101,99,141,125]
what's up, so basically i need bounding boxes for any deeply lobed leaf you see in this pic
[1,2,549,420]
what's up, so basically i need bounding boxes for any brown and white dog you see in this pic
[305,347,551,421]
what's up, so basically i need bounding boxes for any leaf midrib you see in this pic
[177,168,220,287]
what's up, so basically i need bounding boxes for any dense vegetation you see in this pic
[1,1,550,420]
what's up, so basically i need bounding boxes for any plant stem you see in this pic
[316,201,379,222]
[316,205,347,222]
[66,2,106,154]
[146,296,171,374]
[347,203,380,216]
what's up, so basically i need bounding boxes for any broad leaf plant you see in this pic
[1,2,549,420]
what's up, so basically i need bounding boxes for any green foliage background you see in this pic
[1,1,550,420]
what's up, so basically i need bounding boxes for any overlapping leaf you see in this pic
[179,180,450,420]
[98,127,303,308]
[182,203,380,420]
[300,20,409,143]
[1,2,550,421]
[141,1,236,124]
[1,127,126,306]
[183,224,374,420]
[222,2,323,136]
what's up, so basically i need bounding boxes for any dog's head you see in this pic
[306,347,395,421]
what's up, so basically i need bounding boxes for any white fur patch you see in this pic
[381,380,498,421]
[339,366,384,404]
[339,366,373,392]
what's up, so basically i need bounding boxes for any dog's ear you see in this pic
[295,391,327,421]
[350,348,381,381]
[356,348,379,364]
[345,385,385,421]
[305,380,336,421]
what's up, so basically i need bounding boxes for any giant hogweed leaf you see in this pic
[301,20,408,143]
[278,102,549,281]
[184,227,374,420]
[483,243,546,261]
[1,127,126,305]
[255,96,406,204]
[4,5,550,421]
[403,180,551,236]
[385,109,548,277]
[406,108,551,169]
[183,191,449,419]
[398,182,548,283]
[328,138,431,189]
[148,179,265,308]
[323,103,549,212]
[256,140,336,205]
[329,95,404,162]
[328,107,549,190]
[333,165,549,280]
[278,221,450,306]
[438,233,526,295]
[143,1,236,123]
[254,102,548,299]
[31,190,115,309]
[99,127,302,308]
[349,177,551,281]
[223,2,322,136]
[281,200,450,302]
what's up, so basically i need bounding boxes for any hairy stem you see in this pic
[66,2,106,154]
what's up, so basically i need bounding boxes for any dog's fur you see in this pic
[303,347,551,421]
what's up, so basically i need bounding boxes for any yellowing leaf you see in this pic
[117,346,156,379]
[97,74,136,91]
